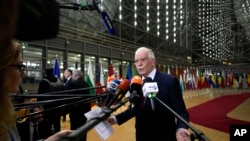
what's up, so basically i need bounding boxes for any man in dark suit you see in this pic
[37,68,63,133]
[67,69,91,141]
[61,68,72,121]
[64,68,72,89]
[16,106,53,141]
[108,47,190,141]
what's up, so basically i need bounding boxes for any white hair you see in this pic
[135,47,155,59]
[73,69,82,79]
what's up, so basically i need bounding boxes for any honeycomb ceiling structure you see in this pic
[58,0,250,70]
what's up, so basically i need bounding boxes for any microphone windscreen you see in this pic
[112,79,130,104]
[131,75,143,85]
[118,79,130,92]
[101,11,116,35]
[130,76,143,93]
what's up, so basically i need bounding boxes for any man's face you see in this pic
[64,70,71,79]
[134,50,155,77]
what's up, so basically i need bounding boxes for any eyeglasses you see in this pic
[10,64,26,72]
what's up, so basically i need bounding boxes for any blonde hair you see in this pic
[0,40,21,140]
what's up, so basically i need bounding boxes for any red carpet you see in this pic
[187,93,250,133]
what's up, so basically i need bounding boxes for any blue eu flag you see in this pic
[53,57,60,79]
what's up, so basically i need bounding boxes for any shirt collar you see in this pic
[142,68,156,81]
[67,76,71,81]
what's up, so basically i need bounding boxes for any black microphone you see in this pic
[93,0,116,35]
[142,77,158,110]
[128,76,143,104]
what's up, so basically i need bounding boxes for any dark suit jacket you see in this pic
[67,77,91,141]
[65,77,72,89]
[67,77,91,129]
[116,71,189,141]
[16,119,53,141]
[37,76,63,133]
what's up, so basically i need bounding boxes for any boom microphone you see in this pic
[93,0,116,35]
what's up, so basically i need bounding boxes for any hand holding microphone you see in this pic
[142,77,159,110]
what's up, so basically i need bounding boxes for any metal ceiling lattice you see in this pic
[58,0,250,70]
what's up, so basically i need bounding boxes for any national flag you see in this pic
[117,63,122,80]
[126,63,132,81]
[53,56,60,79]
[171,66,175,76]
[107,63,115,85]
[133,64,139,76]
[204,75,212,88]
[179,74,184,91]
[247,73,250,86]
[96,64,105,94]
[108,63,114,77]
[208,75,216,88]
[86,60,96,95]
[156,65,161,72]
[221,69,226,87]
[211,74,217,88]
[175,65,179,78]
[232,74,239,88]
[242,73,248,88]
[167,65,170,75]
[163,65,166,74]
[197,76,202,89]
[193,74,197,90]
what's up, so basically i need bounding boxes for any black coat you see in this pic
[66,77,91,141]
[16,119,53,141]
[67,77,91,129]
[116,71,189,141]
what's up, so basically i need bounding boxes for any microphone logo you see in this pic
[142,82,159,97]
[147,84,158,90]
[110,83,118,90]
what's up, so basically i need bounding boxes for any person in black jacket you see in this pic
[67,69,91,141]
[108,47,190,141]
[17,106,53,141]
[37,68,62,133]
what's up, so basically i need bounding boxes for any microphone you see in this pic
[104,79,120,107]
[108,79,120,93]
[128,76,143,104]
[142,77,158,110]
[93,0,116,35]
[106,79,130,107]
[112,79,130,104]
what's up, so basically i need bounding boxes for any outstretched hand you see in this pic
[107,116,116,125]
[176,128,190,141]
